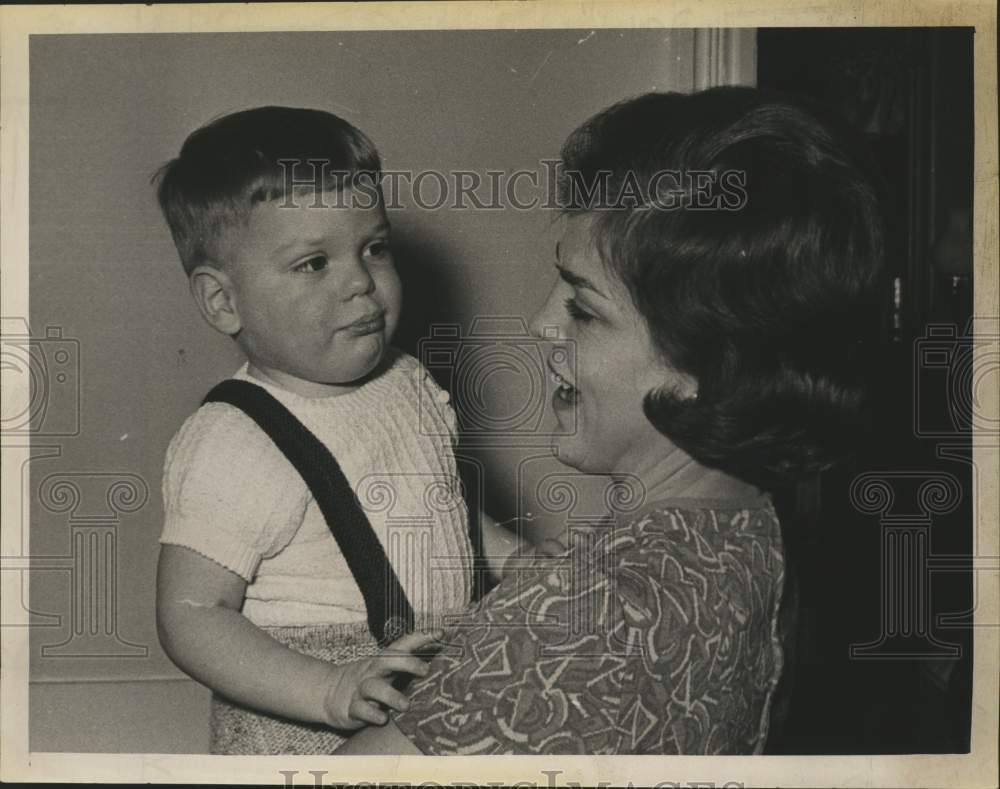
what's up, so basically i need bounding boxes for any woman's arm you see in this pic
[339,511,784,756]
[335,543,630,755]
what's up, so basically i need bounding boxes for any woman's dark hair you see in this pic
[154,106,381,273]
[558,87,887,485]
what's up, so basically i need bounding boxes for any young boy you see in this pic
[154,106,520,754]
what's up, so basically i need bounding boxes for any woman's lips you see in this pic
[549,365,579,408]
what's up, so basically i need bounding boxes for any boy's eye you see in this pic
[364,239,391,259]
[293,255,328,273]
[564,297,595,323]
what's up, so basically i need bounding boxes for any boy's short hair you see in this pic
[558,87,887,485]
[154,106,381,273]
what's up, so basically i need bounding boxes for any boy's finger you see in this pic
[381,629,444,655]
[349,697,389,726]
[360,678,411,713]
[377,654,433,678]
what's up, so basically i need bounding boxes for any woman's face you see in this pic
[529,214,695,476]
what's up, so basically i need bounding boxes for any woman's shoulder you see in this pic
[601,500,785,753]
[608,500,784,610]
[619,498,782,553]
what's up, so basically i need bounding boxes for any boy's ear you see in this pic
[189,265,241,336]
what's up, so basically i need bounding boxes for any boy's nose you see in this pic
[341,261,376,299]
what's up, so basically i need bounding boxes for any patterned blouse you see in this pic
[392,498,786,755]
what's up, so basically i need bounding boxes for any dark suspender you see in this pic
[203,379,414,647]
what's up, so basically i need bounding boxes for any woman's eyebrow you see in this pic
[555,262,608,300]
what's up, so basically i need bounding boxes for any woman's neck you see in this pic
[614,445,764,508]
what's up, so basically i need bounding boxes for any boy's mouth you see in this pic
[344,311,386,336]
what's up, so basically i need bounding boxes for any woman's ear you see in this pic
[677,374,699,403]
[640,355,699,403]
[189,265,241,336]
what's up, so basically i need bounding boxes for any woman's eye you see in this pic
[293,255,328,273]
[564,297,595,323]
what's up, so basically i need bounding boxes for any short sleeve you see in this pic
[393,550,631,754]
[159,403,310,580]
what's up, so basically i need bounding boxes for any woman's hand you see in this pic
[500,537,568,581]
[321,630,441,729]
[479,510,571,584]
[479,511,532,582]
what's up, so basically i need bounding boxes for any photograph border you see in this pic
[2,2,997,786]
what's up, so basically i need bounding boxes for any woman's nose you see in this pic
[528,291,565,341]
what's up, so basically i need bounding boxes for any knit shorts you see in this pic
[209,614,453,755]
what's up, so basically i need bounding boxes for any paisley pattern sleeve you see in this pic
[392,506,784,755]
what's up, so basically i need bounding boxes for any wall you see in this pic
[27,29,753,752]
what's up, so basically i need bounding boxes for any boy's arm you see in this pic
[156,544,432,728]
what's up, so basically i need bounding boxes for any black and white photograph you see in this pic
[1,2,996,786]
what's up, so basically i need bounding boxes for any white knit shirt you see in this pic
[160,349,473,627]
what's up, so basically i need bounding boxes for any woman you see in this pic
[339,86,885,755]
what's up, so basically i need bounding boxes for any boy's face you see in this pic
[222,188,401,396]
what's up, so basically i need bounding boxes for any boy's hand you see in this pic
[322,630,441,730]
